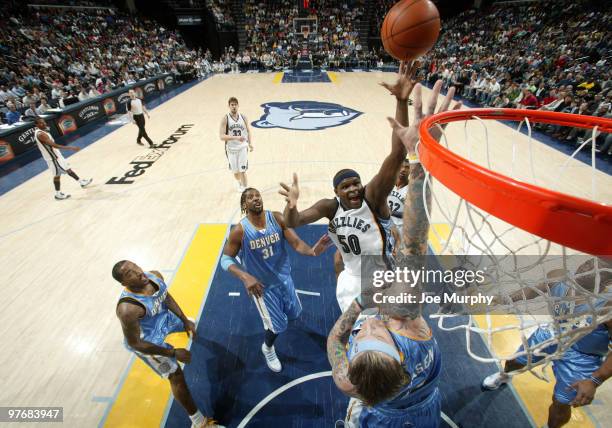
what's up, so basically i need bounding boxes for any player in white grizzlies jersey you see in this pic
[34,118,92,200]
[280,62,419,312]
[387,159,409,231]
[219,97,254,192]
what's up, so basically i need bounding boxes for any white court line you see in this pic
[296,289,320,296]
[442,411,460,428]
[237,370,459,428]
[237,371,332,428]
[228,292,240,297]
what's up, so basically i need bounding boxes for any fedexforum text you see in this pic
[372,267,486,288]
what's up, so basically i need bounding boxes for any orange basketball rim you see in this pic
[418,108,612,255]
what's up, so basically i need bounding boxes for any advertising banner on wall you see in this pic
[0,120,62,161]
[0,74,176,164]
[73,102,106,127]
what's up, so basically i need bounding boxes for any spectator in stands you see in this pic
[0,85,12,103]
[24,101,38,119]
[51,84,63,100]
[5,102,21,125]
[78,87,90,102]
[519,89,539,109]
[484,78,501,106]
[88,85,99,98]
[22,91,36,106]
[36,97,51,115]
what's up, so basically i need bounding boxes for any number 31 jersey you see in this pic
[240,210,291,288]
[327,197,394,276]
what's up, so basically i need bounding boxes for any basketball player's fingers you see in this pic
[279,182,290,191]
[440,102,462,131]
[438,87,456,113]
[408,60,419,79]
[292,172,298,187]
[413,84,424,121]
[386,116,401,129]
[427,80,443,116]
[278,189,289,199]
[398,60,406,76]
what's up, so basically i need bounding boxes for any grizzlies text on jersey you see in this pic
[328,197,394,276]
[226,113,249,151]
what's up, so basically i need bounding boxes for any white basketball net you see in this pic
[421,113,612,378]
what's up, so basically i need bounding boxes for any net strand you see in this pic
[423,111,611,376]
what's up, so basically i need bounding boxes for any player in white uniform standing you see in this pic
[387,158,410,231]
[33,117,92,200]
[219,97,254,192]
[279,62,419,312]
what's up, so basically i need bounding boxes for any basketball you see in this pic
[381,0,441,61]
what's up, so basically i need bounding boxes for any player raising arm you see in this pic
[279,61,421,312]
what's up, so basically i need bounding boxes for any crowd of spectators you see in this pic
[418,0,611,155]
[2,0,609,155]
[234,0,372,70]
[207,0,235,30]
[0,4,203,125]
[370,0,394,37]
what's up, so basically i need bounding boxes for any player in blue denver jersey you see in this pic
[222,188,331,372]
[327,79,462,427]
[482,258,612,428]
[329,301,442,428]
[113,260,224,428]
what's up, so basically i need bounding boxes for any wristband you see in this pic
[590,375,603,386]
[221,254,238,271]
[408,153,420,164]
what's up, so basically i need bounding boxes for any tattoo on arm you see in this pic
[327,301,362,390]
[401,163,431,256]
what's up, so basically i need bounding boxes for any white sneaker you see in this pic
[482,372,509,390]
[79,178,93,188]
[54,192,71,200]
[261,343,282,372]
[192,418,225,428]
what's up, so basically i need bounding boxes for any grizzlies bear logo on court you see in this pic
[252,101,362,131]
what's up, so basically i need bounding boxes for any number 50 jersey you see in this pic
[328,197,395,276]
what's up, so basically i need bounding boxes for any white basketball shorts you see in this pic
[44,153,70,177]
[337,270,362,313]
[226,147,248,173]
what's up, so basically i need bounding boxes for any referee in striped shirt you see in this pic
[127,89,155,147]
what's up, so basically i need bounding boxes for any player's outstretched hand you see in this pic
[312,234,333,256]
[379,60,419,102]
[387,80,462,154]
[569,379,596,407]
[243,274,264,298]
[174,348,191,364]
[183,319,197,338]
[279,173,300,209]
[68,146,80,152]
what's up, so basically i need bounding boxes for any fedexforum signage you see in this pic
[106,124,194,184]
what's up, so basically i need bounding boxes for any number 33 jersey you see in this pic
[328,196,395,276]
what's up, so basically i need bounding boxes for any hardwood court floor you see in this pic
[0,72,610,427]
